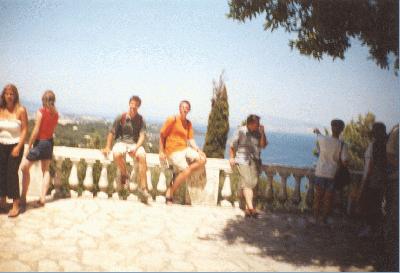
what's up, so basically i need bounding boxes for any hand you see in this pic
[313,128,321,135]
[229,158,236,168]
[102,147,110,157]
[198,149,206,159]
[11,146,20,157]
[128,147,137,157]
[259,125,265,134]
[159,151,167,162]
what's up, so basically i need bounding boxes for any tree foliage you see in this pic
[228,0,399,74]
[203,73,230,158]
[342,112,375,170]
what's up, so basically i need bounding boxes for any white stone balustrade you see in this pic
[23,146,362,208]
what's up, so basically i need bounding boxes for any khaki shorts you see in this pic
[237,163,259,189]
[112,142,146,159]
[168,147,201,172]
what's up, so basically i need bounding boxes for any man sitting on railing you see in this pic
[229,114,268,218]
[159,100,206,205]
[102,95,150,203]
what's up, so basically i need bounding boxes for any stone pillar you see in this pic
[68,159,79,198]
[291,174,302,206]
[52,157,64,199]
[97,162,109,199]
[127,167,138,201]
[220,172,232,207]
[82,161,94,198]
[156,169,167,203]
[278,172,289,204]
[112,176,120,200]
[306,174,315,209]
[265,168,275,203]
[146,169,152,191]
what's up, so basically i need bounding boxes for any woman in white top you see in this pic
[0,84,28,217]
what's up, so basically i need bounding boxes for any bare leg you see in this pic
[136,155,148,190]
[166,158,206,198]
[113,153,128,183]
[39,160,51,204]
[322,190,334,222]
[243,187,254,210]
[20,158,35,203]
[314,185,324,222]
[8,199,19,217]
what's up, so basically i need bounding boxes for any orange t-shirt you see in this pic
[160,116,194,156]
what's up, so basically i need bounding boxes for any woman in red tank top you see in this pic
[20,90,59,208]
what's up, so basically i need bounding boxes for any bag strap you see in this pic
[162,116,177,148]
[338,141,344,165]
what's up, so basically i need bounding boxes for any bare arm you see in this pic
[102,132,114,156]
[159,133,167,161]
[259,125,268,148]
[27,110,42,149]
[229,146,236,167]
[188,138,206,158]
[136,131,145,149]
[12,107,28,157]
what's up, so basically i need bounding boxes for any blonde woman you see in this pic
[0,84,28,217]
[21,90,58,208]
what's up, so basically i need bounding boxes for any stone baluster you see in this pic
[146,169,153,191]
[278,171,289,204]
[129,164,138,191]
[97,161,109,199]
[112,175,120,200]
[156,169,167,203]
[220,172,232,207]
[127,166,138,201]
[291,173,303,206]
[265,168,275,203]
[306,173,315,209]
[68,159,80,198]
[51,157,64,199]
[82,161,94,198]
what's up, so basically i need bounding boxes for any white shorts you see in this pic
[112,142,146,159]
[168,147,201,172]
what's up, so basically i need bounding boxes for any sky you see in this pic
[0,0,399,133]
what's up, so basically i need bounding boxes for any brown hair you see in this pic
[0,84,20,109]
[179,100,191,110]
[129,95,142,106]
[42,90,57,113]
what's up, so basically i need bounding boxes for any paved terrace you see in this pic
[0,198,377,272]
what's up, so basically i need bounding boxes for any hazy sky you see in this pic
[1,0,398,132]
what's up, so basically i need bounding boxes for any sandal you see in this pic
[250,209,260,219]
[165,187,173,205]
[165,196,174,205]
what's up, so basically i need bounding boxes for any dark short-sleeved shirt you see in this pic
[110,113,146,144]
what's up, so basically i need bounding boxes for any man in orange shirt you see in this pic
[159,100,206,204]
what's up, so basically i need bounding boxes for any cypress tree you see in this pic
[203,74,230,158]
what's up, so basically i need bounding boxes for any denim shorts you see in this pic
[314,176,335,192]
[26,139,54,161]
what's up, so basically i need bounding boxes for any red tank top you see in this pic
[38,108,59,140]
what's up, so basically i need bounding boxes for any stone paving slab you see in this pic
[0,199,376,271]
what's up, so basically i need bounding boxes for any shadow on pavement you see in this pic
[221,211,383,271]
